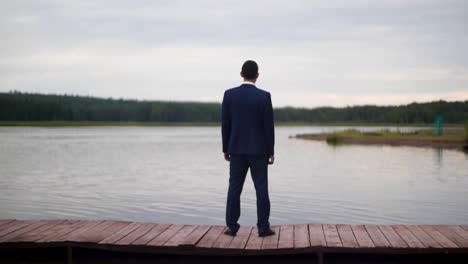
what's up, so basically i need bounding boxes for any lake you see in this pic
[0,126,467,225]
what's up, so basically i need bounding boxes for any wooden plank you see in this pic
[294,224,310,248]
[43,221,85,240]
[277,225,294,249]
[0,220,31,237]
[132,224,171,245]
[9,220,64,242]
[11,220,67,242]
[147,224,184,246]
[99,222,140,244]
[392,225,424,248]
[73,221,131,243]
[212,227,235,249]
[0,220,32,238]
[337,224,358,248]
[309,224,326,247]
[180,225,211,246]
[261,226,280,250]
[94,221,133,243]
[364,225,391,248]
[245,227,263,250]
[461,225,468,232]
[196,226,225,248]
[452,226,468,240]
[378,225,408,248]
[0,219,15,229]
[351,225,375,248]
[0,221,49,242]
[228,226,252,249]
[38,221,96,242]
[419,225,458,248]
[36,220,85,242]
[115,223,155,245]
[45,220,98,242]
[164,225,198,247]
[59,220,114,242]
[406,225,441,248]
[323,224,342,247]
[435,226,468,247]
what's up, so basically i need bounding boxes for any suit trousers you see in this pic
[226,154,271,233]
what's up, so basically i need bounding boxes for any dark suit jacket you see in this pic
[222,83,275,156]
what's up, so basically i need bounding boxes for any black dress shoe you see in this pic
[224,228,237,237]
[258,228,275,237]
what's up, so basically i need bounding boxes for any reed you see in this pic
[465,124,468,143]
[325,133,341,145]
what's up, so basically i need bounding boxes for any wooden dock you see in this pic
[1,219,468,262]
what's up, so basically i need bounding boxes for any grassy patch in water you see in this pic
[325,133,340,145]
[324,128,464,145]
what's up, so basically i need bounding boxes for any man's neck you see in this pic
[242,80,256,86]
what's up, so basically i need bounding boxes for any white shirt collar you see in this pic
[242,81,256,86]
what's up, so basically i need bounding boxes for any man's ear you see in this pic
[240,72,244,78]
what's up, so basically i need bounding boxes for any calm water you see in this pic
[0,126,467,225]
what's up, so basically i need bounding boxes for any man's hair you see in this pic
[241,60,259,80]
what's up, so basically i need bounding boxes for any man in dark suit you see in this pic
[221,60,275,237]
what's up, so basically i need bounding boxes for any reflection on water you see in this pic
[0,126,467,225]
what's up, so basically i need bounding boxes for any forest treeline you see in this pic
[1,92,467,124]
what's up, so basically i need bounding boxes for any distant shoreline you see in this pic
[2,92,468,125]
[0,121,465,127]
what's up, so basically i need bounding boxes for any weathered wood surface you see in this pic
[0,220,467,255]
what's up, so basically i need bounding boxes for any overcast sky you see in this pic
[1,0,467,107]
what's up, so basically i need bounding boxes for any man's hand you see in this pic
[224,153,231,161]
[268,155,274,165]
